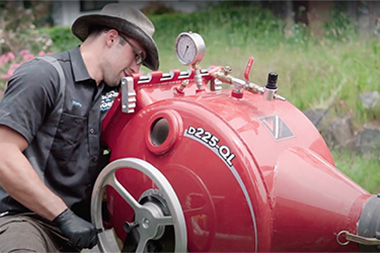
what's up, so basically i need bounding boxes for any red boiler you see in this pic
[91,33,380,252]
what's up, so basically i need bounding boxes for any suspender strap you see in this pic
[38,56,66,105]
[23,56,67,179]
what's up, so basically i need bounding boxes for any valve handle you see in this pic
[244,57,254,83]
[124,221,139,233]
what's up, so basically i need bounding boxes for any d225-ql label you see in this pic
[184,126,235,167]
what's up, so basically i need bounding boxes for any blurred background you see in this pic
[0,0,379,192]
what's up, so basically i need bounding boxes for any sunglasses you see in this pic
[118,33,145,66]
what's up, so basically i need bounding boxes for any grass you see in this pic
[332,149,380,194]
[30,4,380,193]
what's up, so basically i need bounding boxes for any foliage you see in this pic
[40,26,81,52]
[140,2,177,16]
[323,2,357,41]
[0,1,54,97]
[150,4,285,51]
[333,149,380,194]
[0,1,53,54]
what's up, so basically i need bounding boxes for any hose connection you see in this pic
[208,57,286,101]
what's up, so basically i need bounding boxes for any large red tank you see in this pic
[91,66,379,252]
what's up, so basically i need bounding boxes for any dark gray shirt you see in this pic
[0,47,109,220]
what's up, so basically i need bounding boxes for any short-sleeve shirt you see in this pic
[0,47,111,220]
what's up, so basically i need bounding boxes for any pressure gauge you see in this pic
[175,32,205,66]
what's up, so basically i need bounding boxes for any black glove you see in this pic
[53,208,98,249]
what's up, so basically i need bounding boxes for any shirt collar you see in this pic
[69,46,94,83]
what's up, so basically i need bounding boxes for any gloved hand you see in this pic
[53,208,98,249]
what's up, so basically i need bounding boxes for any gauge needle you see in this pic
[182,45,189,58]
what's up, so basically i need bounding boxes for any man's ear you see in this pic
[105,29,118,47]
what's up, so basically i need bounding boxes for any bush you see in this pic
[40,26,81,52]
[0,2,54,97]
[0,2,53,54]
[0,49,51,99]
[323,2,356,41]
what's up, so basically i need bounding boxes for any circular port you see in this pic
[145,110,182,155]
[151,118,169,146]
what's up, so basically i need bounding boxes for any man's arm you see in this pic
[0,125,98,249]
[0,125,67,220]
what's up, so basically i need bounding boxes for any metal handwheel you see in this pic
[91,158,187,252]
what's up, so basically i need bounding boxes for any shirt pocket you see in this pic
[51,112,87,165]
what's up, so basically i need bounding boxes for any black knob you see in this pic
[266,72,278,90]
[124,221,139,233]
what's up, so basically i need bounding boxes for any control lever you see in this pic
[244,57,254,83]
[124,221,139,233]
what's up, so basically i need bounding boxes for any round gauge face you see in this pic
[175,32,205,66]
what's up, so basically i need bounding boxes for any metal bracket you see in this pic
[210,78,222,91]
[337,230,380,246]
[121,77,136,114]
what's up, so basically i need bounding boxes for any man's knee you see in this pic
[0,215,55,252]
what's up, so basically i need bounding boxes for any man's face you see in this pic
[103,34,146,87]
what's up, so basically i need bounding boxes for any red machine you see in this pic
[91,32,380,252]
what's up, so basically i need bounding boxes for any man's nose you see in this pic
[130,61,141,74]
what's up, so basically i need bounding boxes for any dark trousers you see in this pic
[0,214,79,252]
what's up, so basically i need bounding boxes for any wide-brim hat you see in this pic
[71,3,159,70]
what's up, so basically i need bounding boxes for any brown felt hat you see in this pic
[71,3,159,70]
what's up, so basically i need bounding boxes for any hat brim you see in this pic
[72,14,159,70]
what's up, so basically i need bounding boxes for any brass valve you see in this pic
[178,79,189,92]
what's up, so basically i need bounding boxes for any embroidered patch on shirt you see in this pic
[100,90,119,112]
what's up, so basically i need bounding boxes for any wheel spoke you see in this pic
[156,215,173,226]
[136,234,150,253]
[105,173,142,211]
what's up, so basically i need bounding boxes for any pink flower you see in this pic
[22,53,35,62]
[19,49,30,56]
[0,55,7,66]
[0,53,10,65]
[2,63,21,79]
[0,50,52,82]
[7,52,15,60]
[1,74,11,79]
[0,54,6,63]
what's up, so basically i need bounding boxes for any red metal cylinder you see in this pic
[101,70,372,252]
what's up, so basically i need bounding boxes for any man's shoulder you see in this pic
[11,58,59,86]
[37,51,71,66]
[6,51,71,95]
[15,50,71,78]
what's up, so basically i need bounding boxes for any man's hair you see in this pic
[88,25,107,38]
[87,25,127,46]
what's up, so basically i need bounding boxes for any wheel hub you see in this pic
[122,189,175,252]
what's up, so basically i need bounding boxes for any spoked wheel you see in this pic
[91,158,187,252]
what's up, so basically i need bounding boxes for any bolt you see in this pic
[178,79,189,92]
[224,66,232,75]
[142,218,150,229]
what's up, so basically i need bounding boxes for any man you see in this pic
[0,3,159,252]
